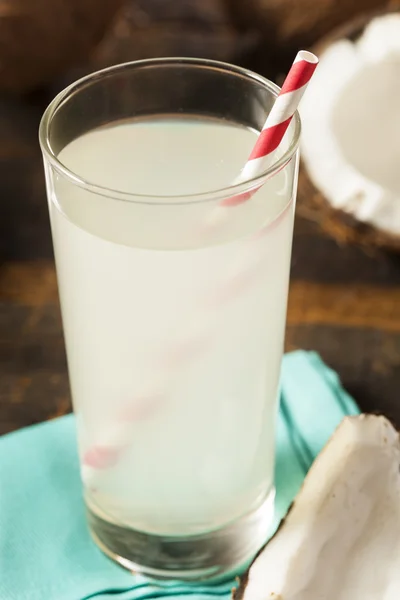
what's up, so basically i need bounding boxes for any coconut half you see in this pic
[299,12,400,250]
[234,414,400,600]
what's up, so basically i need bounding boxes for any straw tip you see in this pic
[296,50,319,65]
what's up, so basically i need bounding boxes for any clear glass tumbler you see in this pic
[39,58,300,580]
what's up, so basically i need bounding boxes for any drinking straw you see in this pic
[222,50,318,208]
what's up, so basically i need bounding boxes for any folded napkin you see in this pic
[0,351,359,600]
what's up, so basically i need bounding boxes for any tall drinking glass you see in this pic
[39,58,300,580]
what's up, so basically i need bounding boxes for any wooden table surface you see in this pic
[1,91,400,437]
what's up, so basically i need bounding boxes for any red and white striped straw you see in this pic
[81,50,318,478]
[221,50,318,207]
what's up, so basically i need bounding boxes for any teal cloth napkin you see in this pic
[0,351,359,600]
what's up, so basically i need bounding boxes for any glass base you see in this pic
[86,489,275,581]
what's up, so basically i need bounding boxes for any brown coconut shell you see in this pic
[297,167,400,254]
[225,0,400,70]
[0,0,123,94]
[297,6,400,254]
[50,0,259,94]
[93,0,258,68]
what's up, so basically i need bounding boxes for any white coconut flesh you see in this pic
[300,14,400,235]
[236,414,400,600]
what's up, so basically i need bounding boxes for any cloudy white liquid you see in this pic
[49,117,295,535]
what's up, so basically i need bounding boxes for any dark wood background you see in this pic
[1,85,400,437]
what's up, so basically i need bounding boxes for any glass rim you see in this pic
[39,57,301,206]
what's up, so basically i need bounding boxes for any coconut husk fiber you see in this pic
[0,0,123,94]
[297,6,400,254]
